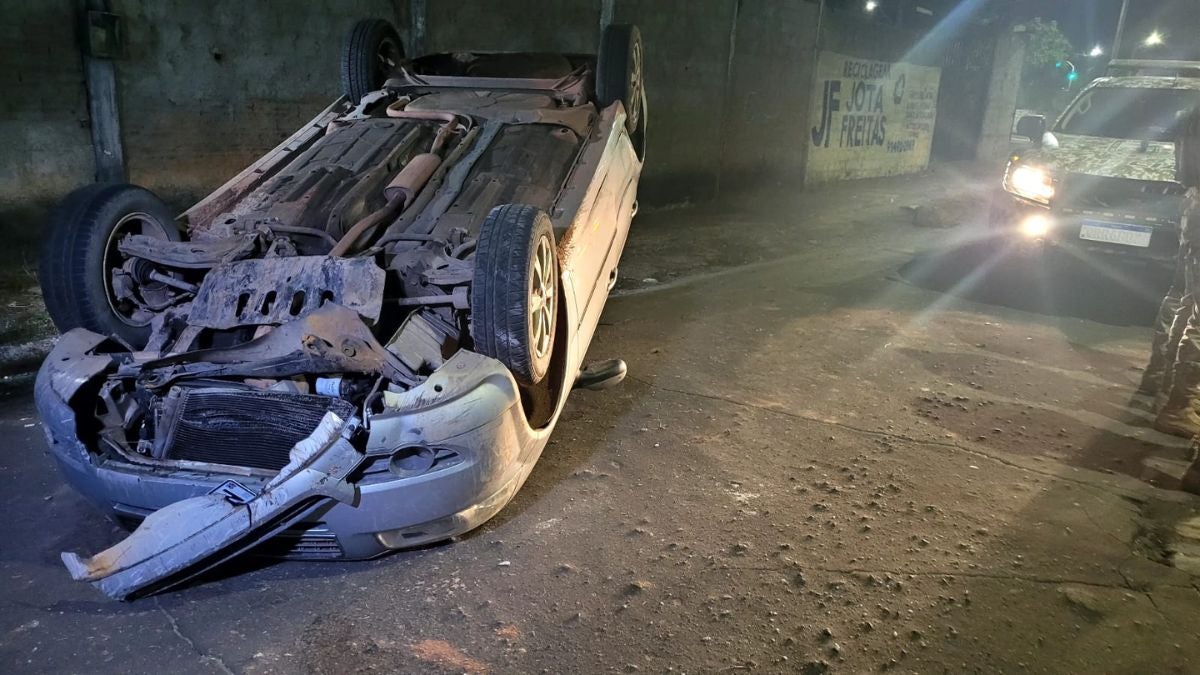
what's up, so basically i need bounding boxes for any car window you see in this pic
[1056,87,1200,141]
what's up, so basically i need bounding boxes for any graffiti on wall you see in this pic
[806,51,941,182]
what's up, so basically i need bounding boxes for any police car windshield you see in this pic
[1056,87,1200,141]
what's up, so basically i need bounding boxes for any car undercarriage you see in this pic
[35,26,645,599]
[77,79,590,469]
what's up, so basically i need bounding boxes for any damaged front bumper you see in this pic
[36,329,551,563]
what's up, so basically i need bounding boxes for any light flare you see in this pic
[1019,214,1051,238]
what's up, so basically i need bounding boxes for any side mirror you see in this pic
[1015,115,1047,146]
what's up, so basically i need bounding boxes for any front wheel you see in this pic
[38,183,181,347]
[470,204,559,386]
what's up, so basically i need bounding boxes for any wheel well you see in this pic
[519,277,570,430]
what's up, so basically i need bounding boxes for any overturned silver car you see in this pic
[35,19,645,599]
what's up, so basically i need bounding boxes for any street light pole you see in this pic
[1112,0,1130,59]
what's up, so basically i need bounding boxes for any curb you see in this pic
[0,336,55,377]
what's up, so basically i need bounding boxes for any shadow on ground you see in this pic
[898,231,1172,327]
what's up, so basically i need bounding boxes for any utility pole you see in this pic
[600,0,614,32]
[409,0,426,57]
[1112,0,1130,59]
[714,0,741,197]
[81,0,126,183]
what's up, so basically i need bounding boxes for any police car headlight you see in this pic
[1005,165,1055,204]
[1019,214,1051,238]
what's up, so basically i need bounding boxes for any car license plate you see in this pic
[208,479,257,504]
[1078,220,1152,248]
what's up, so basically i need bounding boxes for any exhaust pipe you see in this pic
[329,102,466,256]
[384,153,440,203]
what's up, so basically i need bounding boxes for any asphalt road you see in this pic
[3,168,1199,674]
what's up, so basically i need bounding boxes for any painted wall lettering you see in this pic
[806,52,941,183]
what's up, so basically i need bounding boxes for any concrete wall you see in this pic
[0,0,1019,263]
[420,0,739,205]
[720,0,821,187]
[928,24,999,162]
[115,0,402,208]
[614,0,737,204]
[820,8,940,67]
[0,0,404,264]
[424,0,599,53]
[0,0,95,262]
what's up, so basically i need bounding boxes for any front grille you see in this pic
[1057,174,1185,219]
[113,504,345,560]
[156,387,354,471]
[255,524,345,560]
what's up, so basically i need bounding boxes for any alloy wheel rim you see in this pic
[375,37,401,85]
[529,234,557,366]
[628,38,643,129]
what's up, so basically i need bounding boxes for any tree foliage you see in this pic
[1016,18,1077,114]
[1022,18,1074,68]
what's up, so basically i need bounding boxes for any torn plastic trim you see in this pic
[42,330,115,404]
[36,331,114,469]
[367,349,518,452]
[61,411,365,600]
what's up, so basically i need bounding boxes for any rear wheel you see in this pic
[596,24,646,142]
[470,204,559,386]
[340,18,404,104]
[38,183,181,347]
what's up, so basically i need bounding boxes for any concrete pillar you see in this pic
[975,28,1025,163]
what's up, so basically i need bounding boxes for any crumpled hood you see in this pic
[1024,133,1177,182]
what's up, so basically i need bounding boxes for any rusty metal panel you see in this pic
[219,120,424,253]
[180,98,350,232]
[133,304,417,389]
[412,123,581,239]
[187,256,385,329]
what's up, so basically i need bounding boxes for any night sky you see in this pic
[1008,0,1197,60]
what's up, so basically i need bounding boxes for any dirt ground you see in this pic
[2,164,1199,674]
[0,260,54,396]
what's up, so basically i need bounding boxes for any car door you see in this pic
[567,124,640,357]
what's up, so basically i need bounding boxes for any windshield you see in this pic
[1056,87,1200,141]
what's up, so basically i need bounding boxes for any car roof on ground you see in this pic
[409,52,587,80]
[1090,76,1200,92]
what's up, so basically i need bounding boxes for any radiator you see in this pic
[155,387,355,471]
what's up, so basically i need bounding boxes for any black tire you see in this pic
[471,204,559,386]
[38,183,180,348]
[596,24,645,137]
[340,19,404,104]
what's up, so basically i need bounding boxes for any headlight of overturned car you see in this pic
[1004,163,1056,204]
